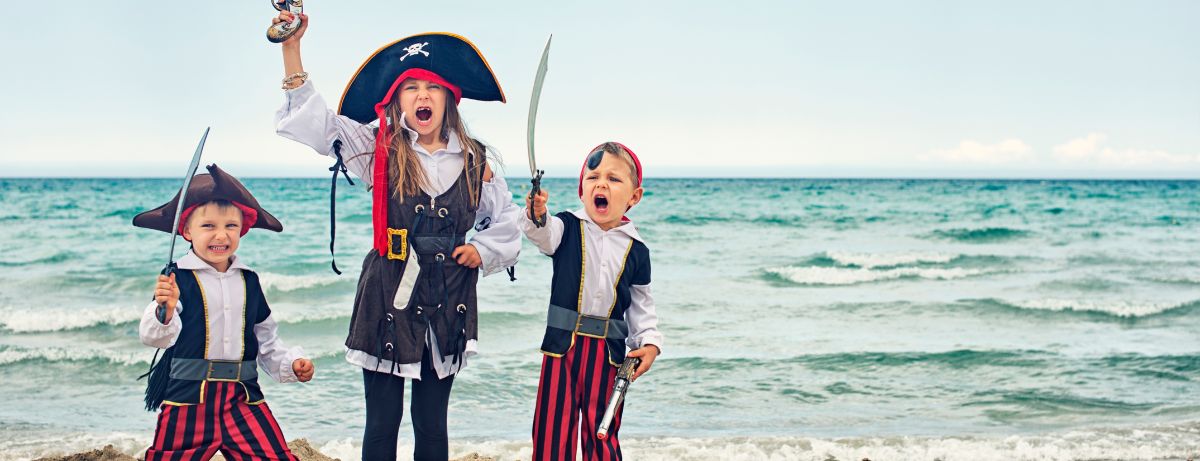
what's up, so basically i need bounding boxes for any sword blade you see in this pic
[165,127,211,265]
[526,35,552,176]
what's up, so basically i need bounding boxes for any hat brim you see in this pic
[337,32,506,124]
[133,164,283,234]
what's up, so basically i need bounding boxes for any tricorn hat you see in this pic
[133,164,283,235]
[337,33,505,258]
[337,32,506,124]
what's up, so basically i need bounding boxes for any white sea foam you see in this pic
[825,251,958,269]
[0,306,140,333]
[1145,273,1200,285]
[0,345,147,367]
[258,272,345,292]
[1006,298,1194,318]
[767,266,985,286]
[12,428,1195,461]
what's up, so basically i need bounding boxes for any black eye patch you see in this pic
[586,150,605,170]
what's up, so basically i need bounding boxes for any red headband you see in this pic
[178,201,259,239]
[577,142,643,197]
[370,69,462,257]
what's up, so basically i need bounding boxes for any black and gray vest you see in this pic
[345,155,483,367]
[540,212,651,367]
[160,269,269,405]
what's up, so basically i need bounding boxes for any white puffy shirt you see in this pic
[138,252,305,383]
[274,80,523,379]
[521,209,664,353]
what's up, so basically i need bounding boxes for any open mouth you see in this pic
[593,194,609,213]
[208,245,230,253]
[415,106,433,122]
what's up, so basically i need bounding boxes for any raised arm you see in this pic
[272,11,377,184]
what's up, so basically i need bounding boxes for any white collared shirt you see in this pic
[275,79,523,379]
[275,79,521,277]
[521,209,664,352]
[138,252,305,383]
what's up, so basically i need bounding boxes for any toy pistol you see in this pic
[266,0,303,43]
[596,356,640,440]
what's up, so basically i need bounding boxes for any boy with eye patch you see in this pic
[522,142,663,460]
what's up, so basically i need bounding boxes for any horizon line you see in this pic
[3,175,1198,181]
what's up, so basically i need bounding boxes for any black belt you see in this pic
[546,304,628,340]
[169,359,258,382]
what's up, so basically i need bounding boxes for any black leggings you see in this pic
[362,348,456,461]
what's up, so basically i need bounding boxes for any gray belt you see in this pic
[547,304,628,340]
[170,359,258,382]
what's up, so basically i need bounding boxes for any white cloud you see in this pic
[1053,133,1200,167]
[1052,132,1106,160]
[922,139,1033,164]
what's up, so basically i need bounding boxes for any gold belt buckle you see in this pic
[387,228,408,261]
[206,360,242,382]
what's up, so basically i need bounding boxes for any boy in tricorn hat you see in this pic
[134,164,314,461]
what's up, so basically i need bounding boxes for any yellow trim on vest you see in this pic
[239,273,247,362]
[565,221,586,351]
[239,382,262,405]
[161,400,192,407]
[606,240,634,366]
[605,241,634,319]
[195,274,211,360]
[575,221,586,316]
[337,32,508,116]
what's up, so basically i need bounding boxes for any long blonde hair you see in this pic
[357,88,486,209]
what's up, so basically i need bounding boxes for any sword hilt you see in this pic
[528,170,546,228]
[154,261,179,323]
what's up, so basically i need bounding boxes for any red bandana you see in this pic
[577,142,643,196]
[178,201,259,239]
[371,69,462,257]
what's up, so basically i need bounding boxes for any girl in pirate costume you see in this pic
[271,12,521,461]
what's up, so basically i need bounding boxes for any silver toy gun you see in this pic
[596,357,641,440]
[266,0,304,43]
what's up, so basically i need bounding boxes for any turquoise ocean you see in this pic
[0,177,1198,460]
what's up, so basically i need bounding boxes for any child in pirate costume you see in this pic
[523,142,663,461]
[271,12,521,461]
[134,164,314,461]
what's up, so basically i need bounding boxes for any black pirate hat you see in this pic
[336,33,505,258]
[133,164,283,235]
[337,32,506,124]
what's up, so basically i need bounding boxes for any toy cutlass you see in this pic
[526,35,552,227]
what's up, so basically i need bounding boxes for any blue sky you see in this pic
[1,1,1197,178]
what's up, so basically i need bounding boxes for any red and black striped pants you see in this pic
[145,381,298,461]
[532,336,623,461]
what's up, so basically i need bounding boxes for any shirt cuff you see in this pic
[275,346,306,384]
[140,300,182,349]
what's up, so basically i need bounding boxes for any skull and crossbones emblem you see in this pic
[399,42,431,61]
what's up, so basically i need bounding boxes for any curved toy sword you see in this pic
[526,35,552,227]
[160,126,210,288]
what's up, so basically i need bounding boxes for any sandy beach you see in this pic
[30,440,496,461]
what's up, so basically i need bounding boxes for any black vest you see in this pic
[346,155,482,365]
[540,212,651,366]
[163,269,269,405]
